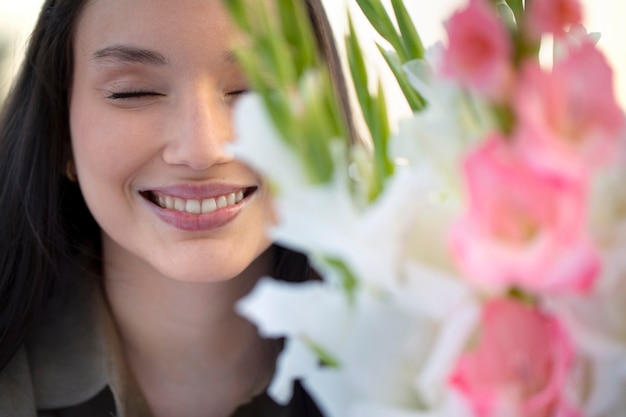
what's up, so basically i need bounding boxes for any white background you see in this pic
[1,0,624,110]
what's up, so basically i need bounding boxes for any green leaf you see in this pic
[299,84,335,182]
[227,0,353,188]
[345,16,396,200]
[345,17,372,122]
[508,287,539,307]
[324,257,359,301]
[368,82,394,200]
[390,0,425,61]
[322,72,348,141]
[305,339,341,368]
[373,82,393,177]
[505,0,524,26]
[277,0,317,73]
[355,0,407,62]
[223,0,250,34]
[491,102,516,135]
[378,45,426,112]
[497,2,518,31]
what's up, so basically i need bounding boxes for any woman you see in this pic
[0,0,350,415]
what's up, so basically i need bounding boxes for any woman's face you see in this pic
[70,0,273,282]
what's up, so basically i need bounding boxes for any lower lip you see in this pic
[144,194,252,232]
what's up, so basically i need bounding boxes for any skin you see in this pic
[70,0,278,415]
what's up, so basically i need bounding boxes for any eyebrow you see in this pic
[92,45,169,66]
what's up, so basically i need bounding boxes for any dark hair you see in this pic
[0,0,351,371]
[0,0,95,370]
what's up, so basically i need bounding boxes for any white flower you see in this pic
[237,268,479,417]
[232,84,462,285]
[236,279,348,403]
[270,161,450,293]
[588,141,626,243]
[549,221,626,416]
[346,391,473,417]
[390,45,495,198]
[232,81,480,416]
[231,93,310,195]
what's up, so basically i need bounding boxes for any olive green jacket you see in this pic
[0,276,320,417]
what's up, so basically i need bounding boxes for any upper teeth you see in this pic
[155,190,245,214]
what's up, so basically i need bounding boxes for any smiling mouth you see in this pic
[142,187,257,215]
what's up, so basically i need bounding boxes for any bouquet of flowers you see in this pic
[226,0,626,416]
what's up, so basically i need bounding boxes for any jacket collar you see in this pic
[0,266,298,417]
[25,273,152,416]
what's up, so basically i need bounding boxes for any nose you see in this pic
[162,90,233,170]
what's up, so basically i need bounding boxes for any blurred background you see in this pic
[323,0,626,115]
[1,0,624,111]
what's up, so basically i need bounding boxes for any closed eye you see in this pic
[106,90,164,100]
[226,89,249,97]
[224,89,250,106]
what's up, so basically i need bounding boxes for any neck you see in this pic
[103,244,279,417]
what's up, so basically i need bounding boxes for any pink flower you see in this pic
[450,299,580,417]
[526,0,583,39]
[450,136,600,294]
[441,0,513,100]
[514,43,626,178]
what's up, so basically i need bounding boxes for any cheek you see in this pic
[264,189,278,226]
[257,187,277,247]
[70,99,158,185]
[232,185,275,258]
[71,96,114,175]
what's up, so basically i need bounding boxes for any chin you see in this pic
[158,242,274,284]
[165,267,250,284]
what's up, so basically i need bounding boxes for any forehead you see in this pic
[74,0,241,65]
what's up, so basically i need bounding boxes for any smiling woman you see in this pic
[70,0,274,285]
[0,0,348,416]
